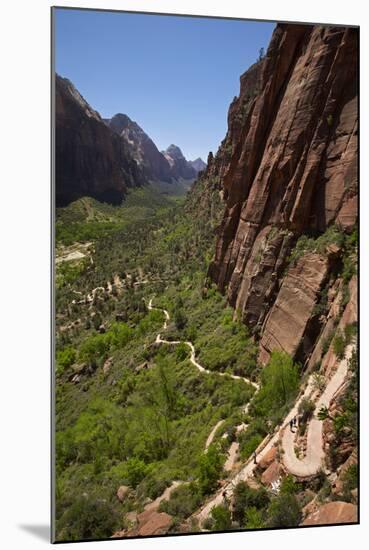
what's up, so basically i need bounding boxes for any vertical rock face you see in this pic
[105,114,173,183]
[259,252,329,364]
[55,76,145,206]
[206,24,358,362]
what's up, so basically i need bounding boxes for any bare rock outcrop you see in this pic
[302,501,357,525]
[113,511,173,538]
[259,253,329,363]
[258,445,277,470]
[261,460,281,486]
[331,448,357,496]
[116,485,130,502]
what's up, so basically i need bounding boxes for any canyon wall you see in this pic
[55,76,145,206]
[205,24,358,364]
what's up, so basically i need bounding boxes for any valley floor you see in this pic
[54,186,358,541]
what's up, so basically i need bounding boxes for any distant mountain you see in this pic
[106,116,200,184]
[55,76,145,206]
[188,157,207,174]
[105,114,172,183]
[55,75,201,206]
[163,144,197,181]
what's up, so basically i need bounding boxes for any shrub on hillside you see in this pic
[333,332,345,359]
[210,504,232,531]
[232,481,270,525]
[251,351,299,420]
[159,482,202,520]
[267,493,302,528]
[56,346,76,372]
[298,398,315,424]
[56,496,119,541]
[198,445,224,495]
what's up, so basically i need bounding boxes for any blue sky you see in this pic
[55,8,275,161]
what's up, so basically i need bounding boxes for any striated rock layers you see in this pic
[206,24,358,363]
[302,501,357,526]
[106,113,173,182]
[55,76,145,206]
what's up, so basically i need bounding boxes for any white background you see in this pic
[0,0,367,548]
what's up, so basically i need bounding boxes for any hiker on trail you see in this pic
[222,490,229,504]
[289,419,294,431]
[230,496,236,521]
[293,416,298,427]
[253,451,257,464]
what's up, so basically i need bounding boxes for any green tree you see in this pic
[342,464,358,499]
[317,405,332,421]
[198,445,224,495]
[109,322,132,349]
[333,332,345,359]
[232,481,269,524]
[137,357,180,456]
[267,493,302,528]
[124,457,148,488]
[92,312,102,331]
[298,398,315,424]
[56,346,76,372]
[56,496,119,541]
[176,342,189,361]
[253,351,299,417]
[79,333,110,363]
[174,308,187,330]
[280,474,298,495]
[244,506,265,529]
[211,504,232,531]
[160,482,202,520]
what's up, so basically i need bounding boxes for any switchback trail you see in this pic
[195,343,356,523]
[148,298,259,391]
[281,343,355,477]
[141,297,261,512]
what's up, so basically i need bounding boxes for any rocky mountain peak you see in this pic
[165,144,185,159]
[163,145,197,180]
[189,157,207,174]
[57,75,101,122]
[107,113,132,134]
[106,114,172,182]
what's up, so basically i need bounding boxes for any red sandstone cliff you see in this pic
[205,24,358,364]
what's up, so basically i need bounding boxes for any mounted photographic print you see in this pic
[52,6,359,543]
